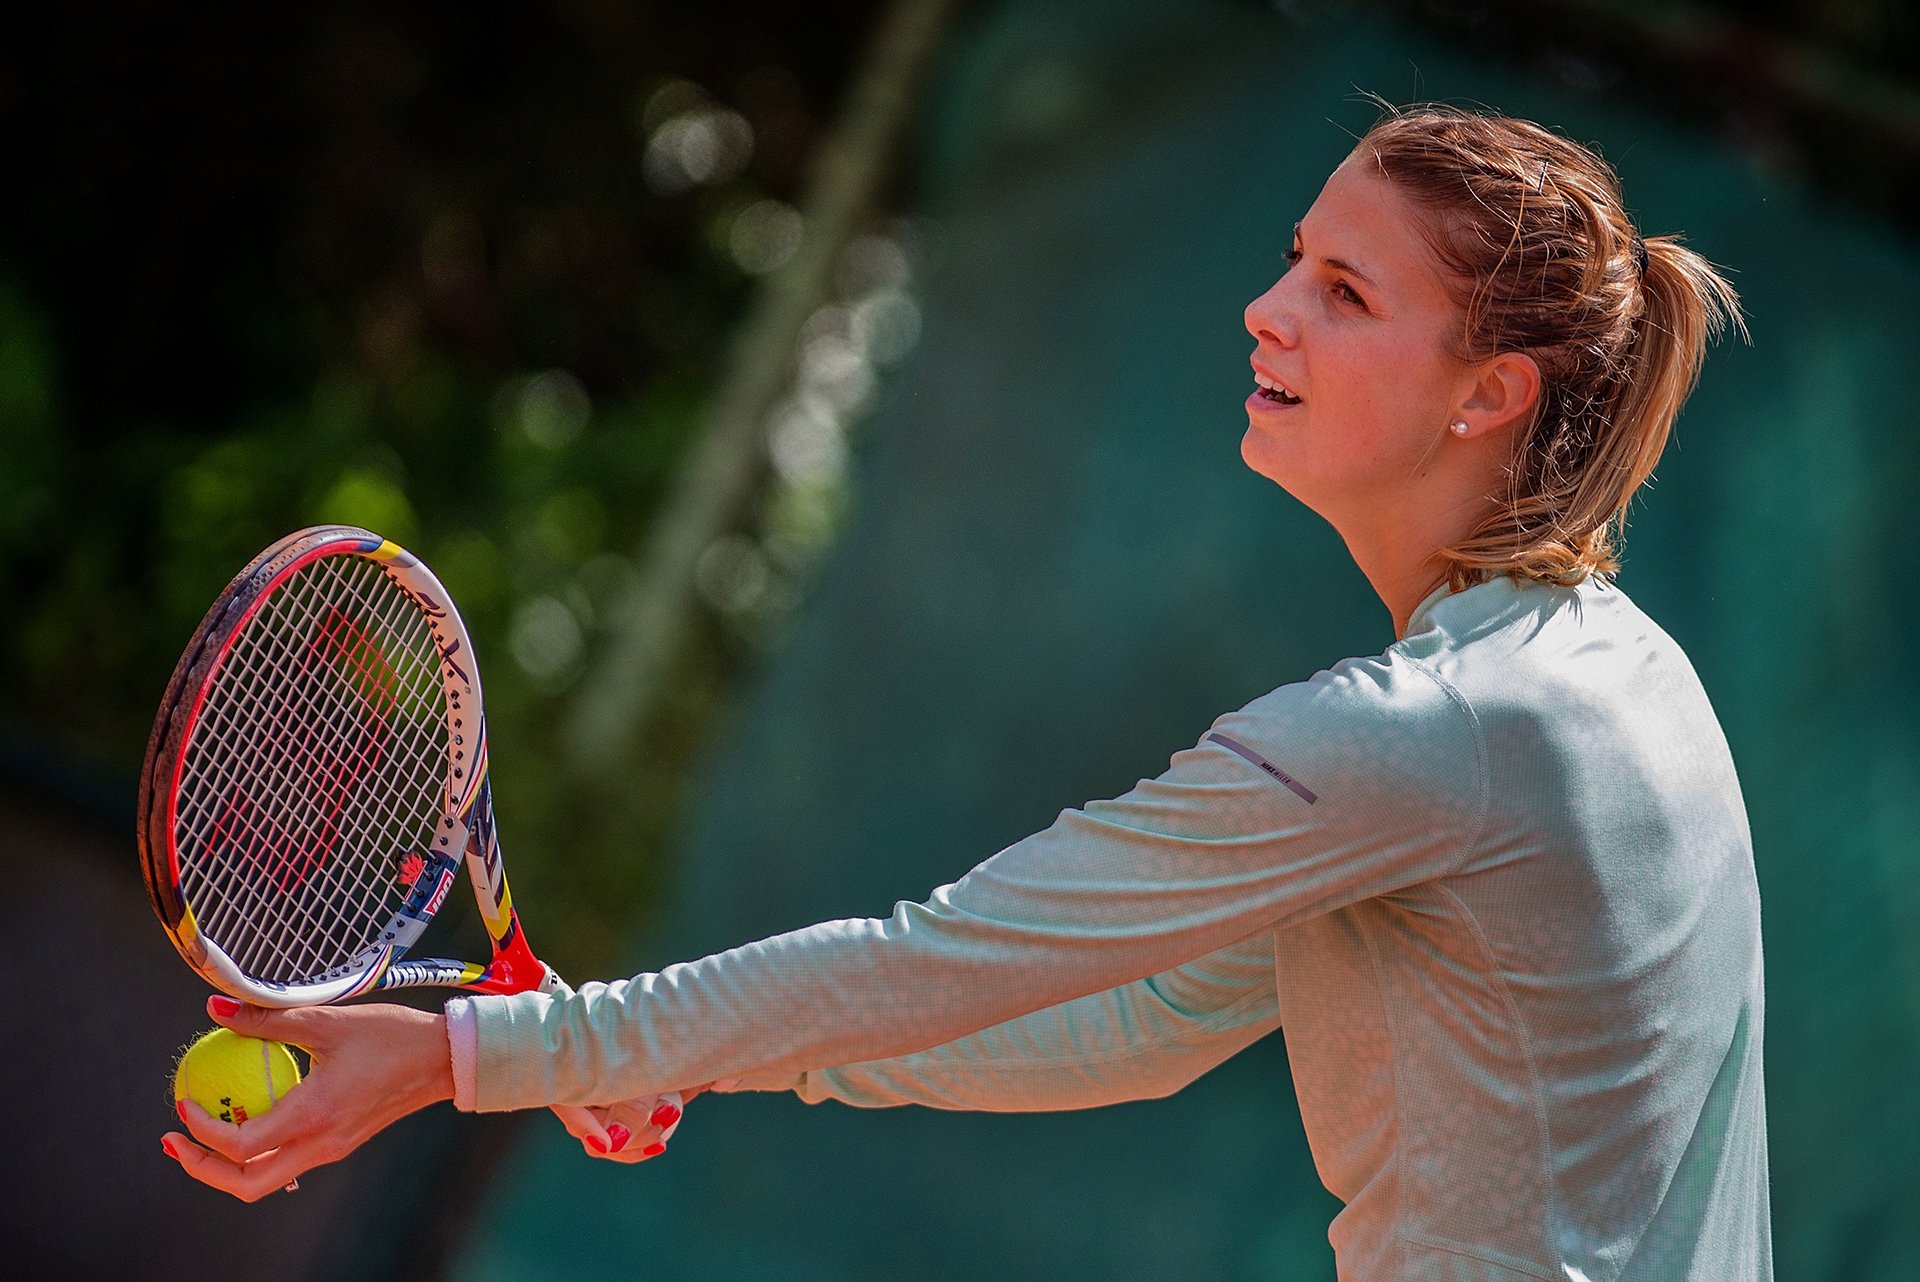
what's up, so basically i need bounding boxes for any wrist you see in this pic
[415,1009,456,1107]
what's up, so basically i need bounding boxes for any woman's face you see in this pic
[1241,158,1475,530]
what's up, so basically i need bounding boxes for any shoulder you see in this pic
[1196,647,1487,830]
[1219,647,1479,759]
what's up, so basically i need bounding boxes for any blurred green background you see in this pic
[4,0,1917,1278]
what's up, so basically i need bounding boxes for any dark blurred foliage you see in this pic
[1401,0,1920,226]
[0,0,879,736]
[1403,0,1920,86]
[0,0,884,971]
[1648,0,1919,83]
[1613,0,1916,81]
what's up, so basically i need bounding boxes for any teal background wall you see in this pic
[459,1,1920,1276]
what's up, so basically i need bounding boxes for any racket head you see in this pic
[138,526,488,1006]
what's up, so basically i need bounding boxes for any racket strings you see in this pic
[176,555,453,985]
[187,628,402,919]
[184,567,412,979]
[211,608,395,896]
[205,606,402,979]
[204,564,445,982]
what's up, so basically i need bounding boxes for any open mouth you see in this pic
[1253,373,1302,405]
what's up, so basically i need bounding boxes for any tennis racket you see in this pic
[137,524,680,1140]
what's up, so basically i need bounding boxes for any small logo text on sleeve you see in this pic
[1205,732,1317,804]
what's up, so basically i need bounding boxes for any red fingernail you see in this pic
[585,1135,607,1155]
[641,1142,666,1157]
[649,1104,680,1129]
[607,1123,632,1153]
[177,1101,188,1125]
[208,995,242,1018]
[161,1137,177,1160]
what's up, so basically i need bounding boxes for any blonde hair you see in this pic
[1355,103,1747,591]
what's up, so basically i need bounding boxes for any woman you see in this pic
[164,104,1770,1279]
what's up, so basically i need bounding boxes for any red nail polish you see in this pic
[162,1137,177,1159]
[177,1101,189,1125]
[585,1135,607,1155]
[606,1123,631,1153]
[208,995,242,1018]
[641,1142,666,1157]
[649,1104,680,1129]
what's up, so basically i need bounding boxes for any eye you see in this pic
[1333,280,1366,308]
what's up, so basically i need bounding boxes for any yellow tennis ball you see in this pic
[173,1027,302,1125]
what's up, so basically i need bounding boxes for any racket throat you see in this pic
[374,920,549,993]
[468,912,553,995]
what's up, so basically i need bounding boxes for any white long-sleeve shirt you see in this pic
[449,571,1771,1280]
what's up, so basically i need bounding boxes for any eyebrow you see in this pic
[1293,221,1379,290]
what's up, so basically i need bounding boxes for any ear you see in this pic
[1457,351,1542,435]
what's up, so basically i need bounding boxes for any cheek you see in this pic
[1309,359,1400,455]
[1341,339,1450,436]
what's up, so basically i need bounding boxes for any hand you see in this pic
[550,1083,711,1164]
[161,995,453,1201]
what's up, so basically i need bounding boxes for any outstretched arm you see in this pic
[165,652,1483,1196]
[727,928,1280,1112]
[456,655,1481,1112]
[551,930,1278,1163]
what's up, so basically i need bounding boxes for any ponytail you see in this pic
[1358,104,1748,592]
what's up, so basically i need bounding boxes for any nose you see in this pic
[1244,275,1300,349]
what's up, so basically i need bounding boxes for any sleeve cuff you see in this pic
[445,996,480,1112]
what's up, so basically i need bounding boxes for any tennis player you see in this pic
[166,103,1770,1280]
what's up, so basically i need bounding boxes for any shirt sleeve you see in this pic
[721,927,1281,1110]
[457,650,1486,1112]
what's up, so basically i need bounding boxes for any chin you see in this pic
[1242,426,1335,519]
[1240,425,1289,488]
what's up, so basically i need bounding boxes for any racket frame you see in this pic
[138,525,557,1008]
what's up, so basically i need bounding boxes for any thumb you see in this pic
[206,994,328,1052]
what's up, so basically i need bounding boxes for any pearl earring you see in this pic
[1449,421,1470,436]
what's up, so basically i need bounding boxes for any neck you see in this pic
[1336,495,1487,642]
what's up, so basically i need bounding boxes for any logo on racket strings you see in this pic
[209,608,396,895]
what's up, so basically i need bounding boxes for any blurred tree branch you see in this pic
[565,0,961,775]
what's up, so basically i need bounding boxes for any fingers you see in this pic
[569,1091,686,1163]
[177,1086,330,1164]
[177,1090,284,1159]
[163,1129,309,1203]
[549,1103,613,1155]
[205,994,329,1051]
[653,1091,685,1142]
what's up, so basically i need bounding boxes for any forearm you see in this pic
[734,931,1282,1112]
[801,983,1276,1111]
[464,906,1130,1109]
[464,868,1295,1111]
